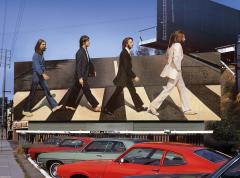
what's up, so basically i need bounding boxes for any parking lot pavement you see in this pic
[0,140,25,178]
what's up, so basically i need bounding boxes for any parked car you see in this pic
[22,136,63,155]
[28,137,93,160]
[124,154,240,178]
[56,142,230,178]
[37,138,144,178]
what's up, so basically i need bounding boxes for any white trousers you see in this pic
[150,73,191,112]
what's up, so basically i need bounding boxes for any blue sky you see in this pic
[0,0,240,99]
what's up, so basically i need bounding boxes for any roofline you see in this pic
[210,0,240,12]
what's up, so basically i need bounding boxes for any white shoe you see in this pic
[147,107,159,116]
[65,106,76,111]
[52,105,63,112]
[184,110,197,115]
[22,111,33,117]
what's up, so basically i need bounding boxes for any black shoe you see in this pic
[136,107,148,112]
[103,108,113,115]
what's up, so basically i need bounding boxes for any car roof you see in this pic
[59,136,93,142]
[93,138,146,143]
[132,142,204,153]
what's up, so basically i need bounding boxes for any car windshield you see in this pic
[83,141,126,153]
[195,149,229,163]
[59,139,83,148]
[43,138,62,145]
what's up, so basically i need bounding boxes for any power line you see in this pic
[11,0,26,59]
[0,0,7,51]
[0,15,156,35]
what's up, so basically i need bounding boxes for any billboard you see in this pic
[14,54,221,122]
[157,0,240,52]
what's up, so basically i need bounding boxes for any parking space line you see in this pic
[27,157,51,178]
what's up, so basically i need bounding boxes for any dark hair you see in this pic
[35,39,46,54]
[80,35,90,47]
[122,37,133,49]
[168,30,184,48]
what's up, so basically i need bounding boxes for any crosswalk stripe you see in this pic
[124,87,159,121]
[71,88,105,121]
[13,91,30,107]
[114,60,118,75]
[22,90,68,121]
[169,87,221,121]
[13,86,220,122]
[206,85,221,96]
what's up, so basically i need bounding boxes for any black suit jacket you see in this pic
[75,47,95,80]
[113,48,136,86]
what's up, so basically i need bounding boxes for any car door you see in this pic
[81,140,127,161]
[104,147,164,178]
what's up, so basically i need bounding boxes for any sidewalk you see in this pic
[0,140,25,178]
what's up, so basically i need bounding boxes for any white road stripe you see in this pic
[114,60,118,75]
[22,90,68,121]
[72,88,105,121]
[206,85,221,96]
[27,157,51,178]
[124,87,159,121]
[13,91,30,107]
[169,88,220,121]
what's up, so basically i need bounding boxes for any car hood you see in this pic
[23,143,54,148]
[38,151,120,161]
[38,150,79,159]
[29,146,60,153]
[29,146,80,154]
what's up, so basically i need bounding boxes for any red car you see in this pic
[28,137,93,160]
[56,142,230,178]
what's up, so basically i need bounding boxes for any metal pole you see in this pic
[236,34,240,92]
[1,49,7,140]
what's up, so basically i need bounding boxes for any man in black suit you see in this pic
[65,35,101,112]
[104,37,147,115]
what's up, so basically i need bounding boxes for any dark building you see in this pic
[142,0,240,52]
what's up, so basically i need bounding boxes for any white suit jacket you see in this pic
[160,42,183,80]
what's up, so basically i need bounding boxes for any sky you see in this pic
[0,0,240,99]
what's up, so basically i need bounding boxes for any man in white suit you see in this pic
[148,30,197,116]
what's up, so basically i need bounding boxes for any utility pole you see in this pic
[0,49,11,140]
[236,34,240,92]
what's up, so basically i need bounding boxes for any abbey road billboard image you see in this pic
[13,54,221,122]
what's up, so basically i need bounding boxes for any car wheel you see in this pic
[49,161,62,178]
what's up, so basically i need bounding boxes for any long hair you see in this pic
[80,35,90,47]
[168,30,184,48]
[35,39,46,54]
[122,37,133,50]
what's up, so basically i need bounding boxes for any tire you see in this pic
[49,161,62,178]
